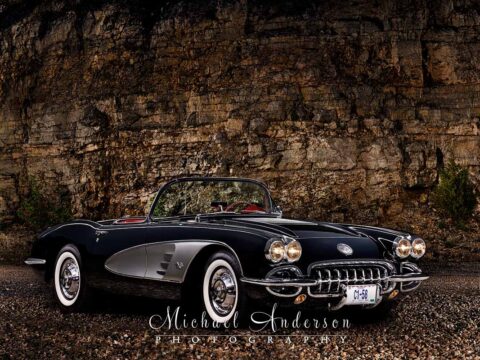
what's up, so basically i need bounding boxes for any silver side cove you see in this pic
[104,245,147,279]
[145,242,214,282]
[105,240,242,283]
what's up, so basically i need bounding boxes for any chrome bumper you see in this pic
[241,278,318,287]
[241,260,428,300]
[24,258,46,266]
[389,274,429,282]
[241,272,429,287]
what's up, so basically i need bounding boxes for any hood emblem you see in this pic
[337,243,353,256]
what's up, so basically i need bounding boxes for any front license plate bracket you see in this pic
[345,284,378,305]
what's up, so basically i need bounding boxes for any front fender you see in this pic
[28,221,100,280]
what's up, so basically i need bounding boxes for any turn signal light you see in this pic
[388,289,399,300]
[294,294,307,304]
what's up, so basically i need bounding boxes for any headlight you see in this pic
[411,238,426,259]
[267,240,285,263]
[394,238,411,258]
[265,237,302,263]
[286,240,302,262]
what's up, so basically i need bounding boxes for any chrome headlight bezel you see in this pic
[265,236,302,263]
[411,238,426,259]
[265,240,285,263]
[393,237,412,259]
[285,240,302,262]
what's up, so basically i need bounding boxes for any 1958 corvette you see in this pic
[26,177,428,323]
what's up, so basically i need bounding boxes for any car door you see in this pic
[93,223,148,279]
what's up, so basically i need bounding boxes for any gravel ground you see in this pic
[0,264,479,359]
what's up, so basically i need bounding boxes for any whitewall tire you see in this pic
[53,245,90,311]
[54,251,81,306]
[202,254,243,324]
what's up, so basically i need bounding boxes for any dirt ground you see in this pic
[0,263,478,359]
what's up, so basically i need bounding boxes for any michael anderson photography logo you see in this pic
[149,304,350,345]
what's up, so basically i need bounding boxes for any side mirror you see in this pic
[273,204,283,217]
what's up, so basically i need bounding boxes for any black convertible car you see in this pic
[26,177,428,323]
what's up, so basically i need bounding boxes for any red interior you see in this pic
[114,217,146,224]
[241,203,265,213]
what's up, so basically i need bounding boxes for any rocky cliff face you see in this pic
[0,0,479,223]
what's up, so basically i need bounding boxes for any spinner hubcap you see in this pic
[209,267,237,316]
[59,258,80,300]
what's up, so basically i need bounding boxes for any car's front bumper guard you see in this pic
[241,272,429,292]
[24,258,47,266]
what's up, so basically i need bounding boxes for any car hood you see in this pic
[220,216,383,263]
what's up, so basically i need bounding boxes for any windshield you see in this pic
[151,179,272,218]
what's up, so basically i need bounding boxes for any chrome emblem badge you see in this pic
[337,243,353,256]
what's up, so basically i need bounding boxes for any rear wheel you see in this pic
[201,251,246,324]
[53,244,92,312]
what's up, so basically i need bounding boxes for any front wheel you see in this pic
[201,251,246,324]
[53,244,91,312]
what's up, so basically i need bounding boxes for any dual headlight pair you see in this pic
[266,236,425,262]
[394,237,426,259]
[265,236,302,263]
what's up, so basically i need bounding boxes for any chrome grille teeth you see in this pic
[334,269,341,292]
[311,264,392,295]
[317,269,323,293]
[326,269,331,293]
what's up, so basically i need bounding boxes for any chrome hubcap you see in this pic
[209,267,236,316]
[60,258,80,300]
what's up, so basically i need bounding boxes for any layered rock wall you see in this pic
[1,0,479,222]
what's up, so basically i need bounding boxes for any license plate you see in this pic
[345,285,378,305]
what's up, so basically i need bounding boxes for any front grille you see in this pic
[308,261,395,297]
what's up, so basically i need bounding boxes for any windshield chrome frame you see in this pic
[147,177,278,222]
